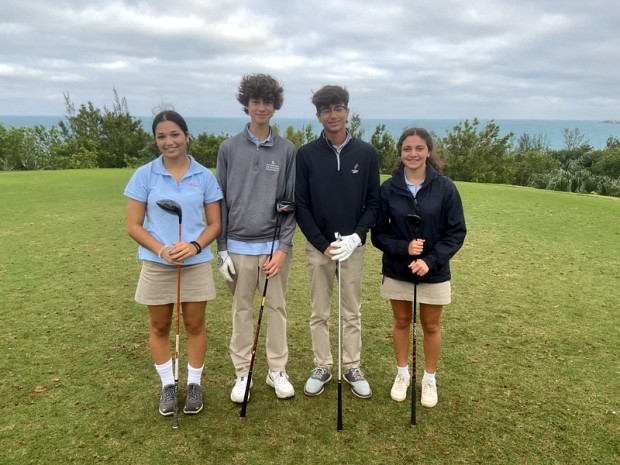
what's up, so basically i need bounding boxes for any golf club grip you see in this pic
[240,365,253,418]
[172,383,179,429]
[337,381,343,431]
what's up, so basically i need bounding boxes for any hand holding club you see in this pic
[330,233,361,262]
[408,238,425,256]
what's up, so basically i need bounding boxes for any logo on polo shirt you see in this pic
[266,160,280,172]
[351,163,360,174]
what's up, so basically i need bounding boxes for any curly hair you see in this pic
[236,74,284,114]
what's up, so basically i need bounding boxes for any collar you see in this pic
[393,163,439,192]
[321,130,352,154]
[245,124,274,147]
[153,155,201,176]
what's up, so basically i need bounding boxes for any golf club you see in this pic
[240,200,296,419]
[156,199,183,430]
[405,213,422,427]
[336,233,343,432]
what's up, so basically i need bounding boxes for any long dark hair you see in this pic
[151,110,189,136]
[391,127,444,175]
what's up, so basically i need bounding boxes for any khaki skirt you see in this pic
[381,276,451,305]
[135,260,216,305]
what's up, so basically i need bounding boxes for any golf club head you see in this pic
[156,199,183,224]
[405,214,422,228]
[276,200,296,214]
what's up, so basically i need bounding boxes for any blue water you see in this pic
[2,115,620,150]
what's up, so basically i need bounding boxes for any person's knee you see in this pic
[393,316,410,330]
[184,318,205,336]
[422,320,441,335]
[150,320,171,338]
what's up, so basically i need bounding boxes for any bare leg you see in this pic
[419,303,443,373]
[148,304,174,364]
[391,299,412,367]
[181,301,208,368]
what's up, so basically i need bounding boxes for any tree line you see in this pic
[1,92,619,197]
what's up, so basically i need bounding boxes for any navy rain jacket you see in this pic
[371,164,466,284]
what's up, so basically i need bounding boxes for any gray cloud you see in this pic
[1,0,618,119]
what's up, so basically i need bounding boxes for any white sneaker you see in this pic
[230,375,253,404]
[390,373,410,402]
[421,379,438,407]
[266,370,295,399]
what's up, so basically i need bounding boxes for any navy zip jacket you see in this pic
[371,164,466,284]
[296,133,380,253]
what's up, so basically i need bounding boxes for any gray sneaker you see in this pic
[344,367,372,398]
[304,366,332,396]
[159,384,176,416]
[183,383,203,414]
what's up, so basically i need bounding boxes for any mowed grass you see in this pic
[0,169,618,465]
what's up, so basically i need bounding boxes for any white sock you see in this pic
[187,363,204,386]
[397,366,410,377]
[155,359,174,387]
[423,370,436,383]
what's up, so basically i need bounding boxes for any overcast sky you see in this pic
[1,0,619,120]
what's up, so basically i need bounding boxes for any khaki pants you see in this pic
[228,252,291,376]
[305,240,365,370]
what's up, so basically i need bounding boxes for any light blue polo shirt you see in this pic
[124,155,223,264]
[405,171,424,198]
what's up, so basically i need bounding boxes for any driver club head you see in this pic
[406,214,422,228]
[276,200,296,214]
[156,199,183,224]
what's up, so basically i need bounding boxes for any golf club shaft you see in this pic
[173,230,181,429]
[172,265,181,429]
[240,214,283,419]
[154,199,183,429]
[337,253,343,431]
[411,283,417,426]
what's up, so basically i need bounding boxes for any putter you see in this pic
[240,200,296,419]
[405,214,422,427]
[156,199,183,430]
[336,233,343,432]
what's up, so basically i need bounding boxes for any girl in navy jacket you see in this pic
[371,127,466,408]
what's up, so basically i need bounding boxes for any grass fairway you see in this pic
[0,169,618,464]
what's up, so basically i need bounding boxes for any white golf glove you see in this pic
[217,251,236,282]
[330,233,361,262]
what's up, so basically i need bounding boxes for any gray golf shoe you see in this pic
[344,367,372,398]
[183,383,203,414]
[304,366,332,396]
[159,384,176,416]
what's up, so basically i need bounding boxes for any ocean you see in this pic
[2,115,620,150]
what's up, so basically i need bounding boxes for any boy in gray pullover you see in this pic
[216,74,296,403]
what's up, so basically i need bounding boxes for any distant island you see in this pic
[601,120,620,124]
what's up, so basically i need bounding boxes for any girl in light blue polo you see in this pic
[125,110,222,418]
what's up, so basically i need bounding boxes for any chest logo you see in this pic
[266,161,280,172]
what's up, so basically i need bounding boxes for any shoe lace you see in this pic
[395,374,409,389]
[162,385,176,402]
[348,367,364,382]
[187,384,200,399]
[422,380,435,395]
[312,367,328,379]
[272,371,289,386]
